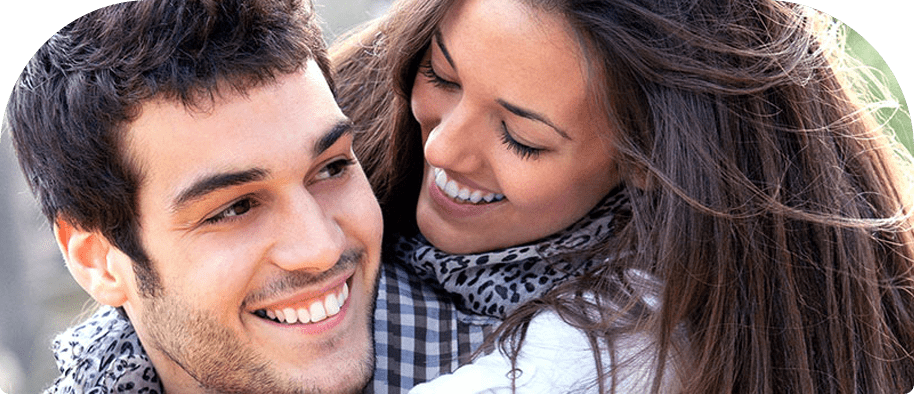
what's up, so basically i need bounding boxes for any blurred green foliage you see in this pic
[843,26,912,154]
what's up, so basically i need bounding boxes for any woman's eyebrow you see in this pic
[497,99,571,140]
[434,30,570,141]
[434,30,457,71]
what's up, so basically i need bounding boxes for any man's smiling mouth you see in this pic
[253,279,350,325]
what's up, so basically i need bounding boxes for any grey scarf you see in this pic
[393,186,630,318]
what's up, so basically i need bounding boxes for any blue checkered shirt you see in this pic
[369,256,499,393]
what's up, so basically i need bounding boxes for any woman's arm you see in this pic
[409,311,663,393]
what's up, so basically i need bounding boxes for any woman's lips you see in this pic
[432,166,504,204]
[426,166,505,219]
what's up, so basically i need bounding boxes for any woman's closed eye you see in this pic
[501,122,544,160]
[418,59,460,91]
[419,59,543,160]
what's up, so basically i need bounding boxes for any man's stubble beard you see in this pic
[135,255,381,394]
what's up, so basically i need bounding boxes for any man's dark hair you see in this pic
[4,0,331,296]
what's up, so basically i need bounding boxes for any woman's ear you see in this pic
[54,218,130,307]
[621,160,655,191]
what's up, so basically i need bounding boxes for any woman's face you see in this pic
[411,0,621,254]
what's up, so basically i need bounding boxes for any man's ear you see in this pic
[54,218,131,307]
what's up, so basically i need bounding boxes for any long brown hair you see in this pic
[332,0,914,392]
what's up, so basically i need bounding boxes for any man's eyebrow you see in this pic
[314,119,354,156]
[170,119,353,213]
[496,99,572,140]
[434,30,457,71]
[171,168,269,213]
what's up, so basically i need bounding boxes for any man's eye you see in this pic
[315,158,355,181]
[204,198,256,224]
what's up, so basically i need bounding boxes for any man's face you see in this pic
[119,61,382,393]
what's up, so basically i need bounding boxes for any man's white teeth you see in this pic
[295,307,310,324]
[325,293,340,315]
[433,167,504,204]
[309,301,327,322]
[284,308,297,324]
[261,282,350,325]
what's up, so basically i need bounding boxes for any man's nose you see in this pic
[268,190,344,273]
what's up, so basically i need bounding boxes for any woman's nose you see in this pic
[423,102,484,173]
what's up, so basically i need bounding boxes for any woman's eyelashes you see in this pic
[501,122,543,160]
[419,60,459,90]
[419,60,544,161]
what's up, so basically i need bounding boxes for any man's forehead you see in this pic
[122,65,348,211]
[126,64,336,158]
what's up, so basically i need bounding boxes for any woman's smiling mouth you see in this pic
[433,166,504,204]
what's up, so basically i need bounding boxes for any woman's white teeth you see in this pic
[433,167,504,204]
[262,282,350,325]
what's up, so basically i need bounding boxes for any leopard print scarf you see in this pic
[47,306,162,393]
[393,186,630,319]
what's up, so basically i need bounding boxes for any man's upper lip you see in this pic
[247,272,353,312]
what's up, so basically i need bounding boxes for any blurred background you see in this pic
[0,1,910,393]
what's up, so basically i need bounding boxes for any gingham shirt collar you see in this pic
[368,256,498,393]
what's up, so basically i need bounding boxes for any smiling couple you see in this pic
[11,0,914,393]
[7,0,622,392]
